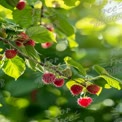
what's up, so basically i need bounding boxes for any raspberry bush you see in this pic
[0,0,122,121]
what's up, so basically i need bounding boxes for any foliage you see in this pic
[0,0,122,121]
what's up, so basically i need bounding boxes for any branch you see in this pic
[0,36,66,78]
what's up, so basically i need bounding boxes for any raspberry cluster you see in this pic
[42,72,64,87]
[15,32,35,47]
[5,32,35,59]
[69,83,101,108]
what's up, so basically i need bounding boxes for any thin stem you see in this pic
[88,76,100,81]
[40,4,44,24]
[0,36,67,78]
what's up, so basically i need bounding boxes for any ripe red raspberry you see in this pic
[41,42,53,49]
[53,78,64,87]
[77,97,93,108]
[86,84,101,94]
[42,73,56,84]
[24,39,35,47]
[17,32,29,42]
[5,49,17,59]
[70,84,83,95]
[15,40,23,47]
[16,0,26,10]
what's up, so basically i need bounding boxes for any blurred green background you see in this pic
[0,0,122,122]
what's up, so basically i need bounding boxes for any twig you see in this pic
[0,36,67,78]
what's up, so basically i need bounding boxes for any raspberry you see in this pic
[16,0,26,10]
[41,42,53,49]
[17,32,29,42]
[77,97,93,108]
[24,39,35,47]
[86,84,101,94]
[15,40,23,47]
[53,78,64,87]
[42,73,55,84]
[70,84,83,95]
[5,49,17,59]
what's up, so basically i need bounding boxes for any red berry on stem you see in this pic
[77,97,93,108]
[16,0,26,10]
[70,84,83,95]
[41,42,53,49]
[5,49,17,59]
[17,32,29,42]
[53,78,64,87]
[24,39,35,47]
[42,73,55,84]
[86,84,101,94]
[15,40,23,47]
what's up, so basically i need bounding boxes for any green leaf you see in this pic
[20,46,41,70]
[5,0,19,7]
[45,0,80,9]
[67,34,78,48]
[50,13,78,47]
[92,78,111,89]
[66,80,83,90]
[93,65,109,75]
[25,46,40,61]
[64,56,86,76]
[13,8,41,28]
[26,26,56,43]
[63,0,80,6]
[2,56,26,80]
[0,0,14,10]
[99,75,122,90]
[50,13,74,37]
[73,78,85,84]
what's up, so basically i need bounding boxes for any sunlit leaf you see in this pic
[2,56,26,80]
[26,26,56,43]
[13,8,41,27]
[100,75,122,90]
[45,0,80,9]
[0,5,12,19]
[93,65,109,75]
[64,56,86,76]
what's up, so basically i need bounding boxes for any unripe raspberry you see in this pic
[53,78,64,87]
[5,49,17,59]
[42,73,55,84]
[24,39,35,47]
[70,84,83,95]
[86,84,101,94]
[41,42,53,49]
[16,0,26,10]
[77,97,93,108]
